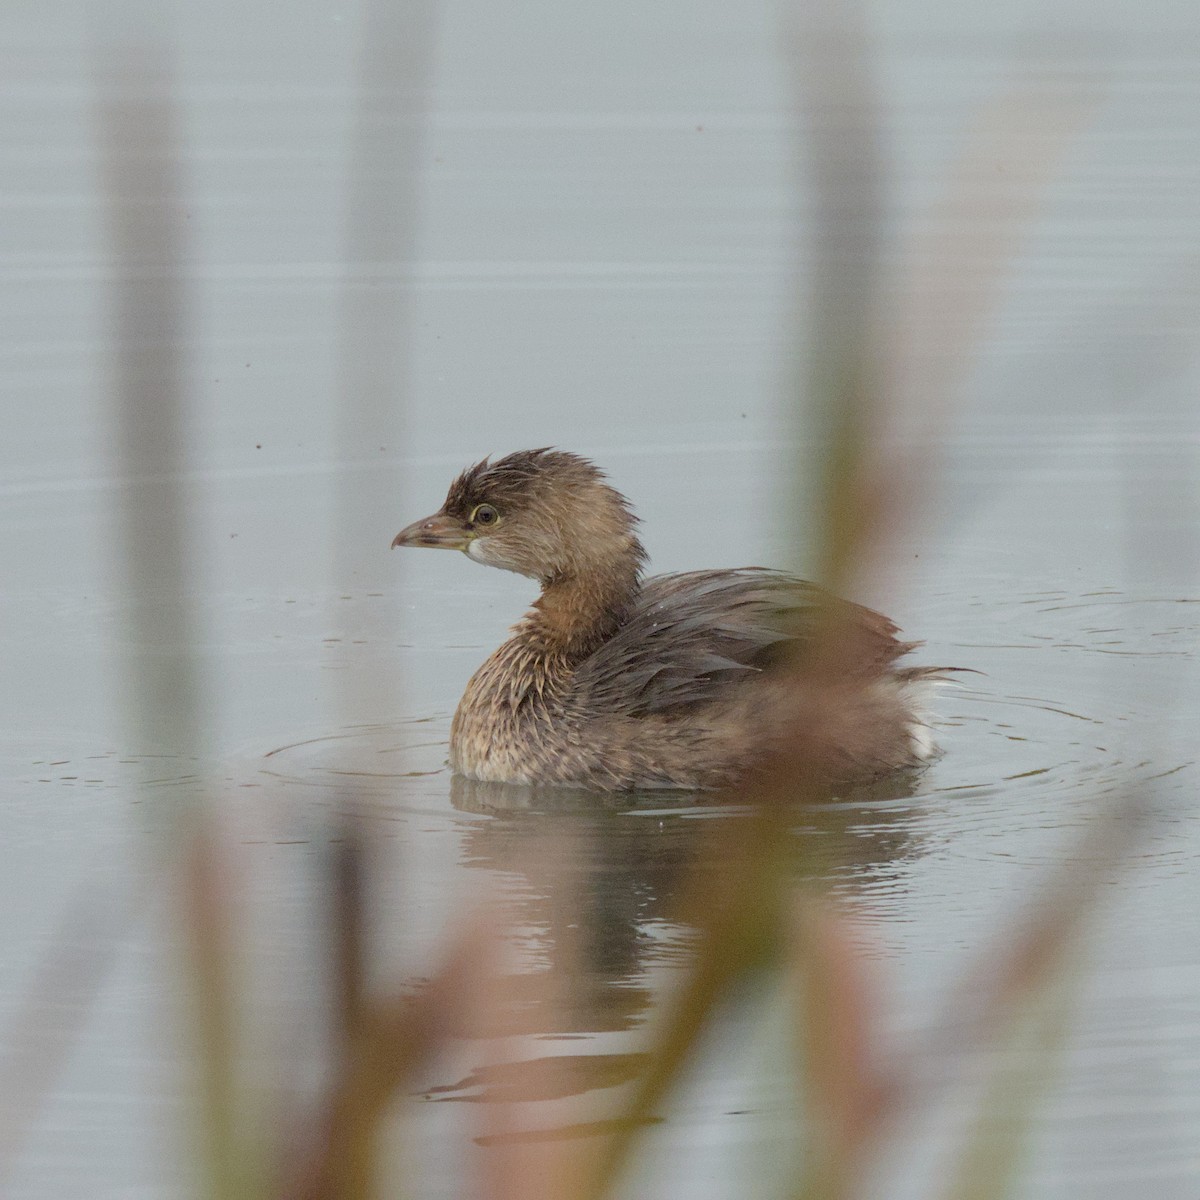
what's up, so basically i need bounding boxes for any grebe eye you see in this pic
[471,504,499,526]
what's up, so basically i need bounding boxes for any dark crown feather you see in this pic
[442,448,636,522]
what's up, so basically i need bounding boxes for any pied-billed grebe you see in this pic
[392,449,943,791]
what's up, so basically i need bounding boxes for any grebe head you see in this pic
[392,448,645,584]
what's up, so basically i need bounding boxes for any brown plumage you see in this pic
[392,449,944,791]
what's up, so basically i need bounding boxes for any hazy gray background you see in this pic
[2,1,1199,1196]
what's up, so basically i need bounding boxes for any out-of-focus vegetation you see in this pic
[0,5,1166,1200]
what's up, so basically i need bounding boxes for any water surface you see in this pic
[2,2,1200,1197]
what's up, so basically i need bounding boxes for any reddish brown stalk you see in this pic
[180,825,251,1199]
[282,915,497,1200]
[791,900,896,1200]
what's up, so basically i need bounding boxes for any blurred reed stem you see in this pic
[84,10,1151,1200]
[97,38,257,1200]
[96,40,201,783]
[579,805,794,1200]
[941,962,1081,1200]
[329,0,433,723]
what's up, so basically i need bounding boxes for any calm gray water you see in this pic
[2,2,1199,1197]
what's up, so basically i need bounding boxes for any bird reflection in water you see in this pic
[421,770,926,1130]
